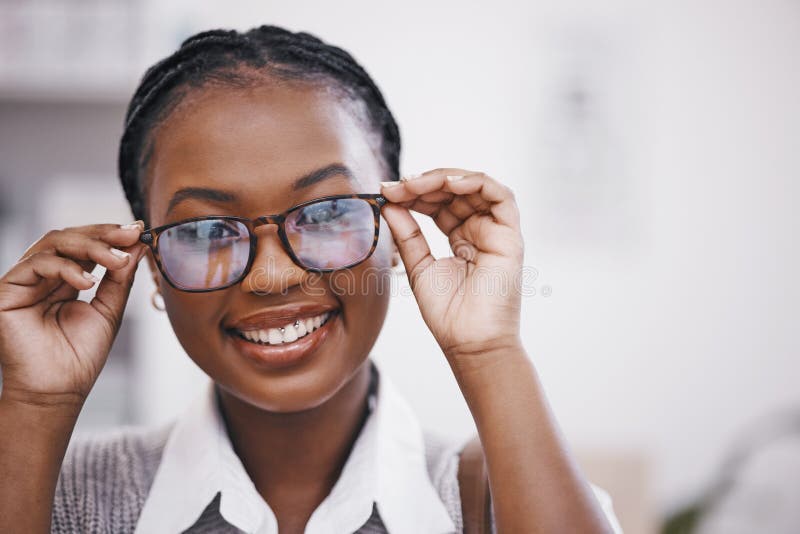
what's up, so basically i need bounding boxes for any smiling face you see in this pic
[142,80,395,413]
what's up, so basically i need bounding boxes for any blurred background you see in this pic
[1,1,798,533]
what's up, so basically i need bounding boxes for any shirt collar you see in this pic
[135,359,455,534]
[370,361,457,534]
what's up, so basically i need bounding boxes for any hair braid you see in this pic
[118,24,401,225]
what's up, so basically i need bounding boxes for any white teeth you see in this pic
[268,328,282,344]
[237,311,333,345]
[282,324,298,343]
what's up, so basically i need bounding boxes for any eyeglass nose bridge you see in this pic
[245,214,299,275]
[248,214,291,255]
[252,214,287,229]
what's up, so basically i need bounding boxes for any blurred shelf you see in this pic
[0,80,136,104]
[0,0,145,104]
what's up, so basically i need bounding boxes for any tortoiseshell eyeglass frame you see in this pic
[139,193,387,292]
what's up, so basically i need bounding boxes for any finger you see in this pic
[380,204,435,287]
[419,190,454,204]
[96,221,146,247]
[0,253,97,311]
[46,257,99,303]
[433,207,464,235]
[66,222,145,251]
[45,282,80,305]
[39,231,136,272]
[443,173,520,229]
[465,192,492,212]
[452,216,524,262]
[438,195,493,226]
[90,244,147,333]
[21,221,144,260]
[382,170,519,229]
[381,175,446,203]
[447,196,483,220]
[402,199,440,217]
[65,220,144,241]
[401,198,465,235]
[381,168,476,203]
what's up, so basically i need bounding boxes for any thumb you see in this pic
[89,244,145,333]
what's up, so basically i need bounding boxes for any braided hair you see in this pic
[118,25,401,224]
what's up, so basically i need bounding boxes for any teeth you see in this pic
[237,311,331,345]
[282,324,298,343]
[267,328,282,344]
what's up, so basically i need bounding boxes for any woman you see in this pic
[0,25,621,533]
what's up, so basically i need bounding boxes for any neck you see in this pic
[215,361,373,504]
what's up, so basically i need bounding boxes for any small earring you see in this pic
[151,288,166,311]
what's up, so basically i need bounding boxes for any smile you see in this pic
[225,307,338,370]
[233,311,332,345]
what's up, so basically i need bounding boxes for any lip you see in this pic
[225,304,339,331]
[224,308,338,371]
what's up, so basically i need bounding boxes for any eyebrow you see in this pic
[291,163,355,190]
[165,163,356,216]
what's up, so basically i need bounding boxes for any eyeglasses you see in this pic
[139,193,386,292]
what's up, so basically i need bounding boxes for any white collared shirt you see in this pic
[133,359,623,533]
[135,359,456,534]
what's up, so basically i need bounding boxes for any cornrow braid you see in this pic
[118,24,401,224]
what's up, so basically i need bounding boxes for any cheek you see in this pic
[161,290,228,363]
[338,218,398,348]
[325,216,394,297]
[334,242,393,346]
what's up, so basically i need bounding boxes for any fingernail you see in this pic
[400,173,421,181]
[82,271,100,283]
[120,220,144,230]
[446,175,464,182]
[110,248,131,259]
[381,181,401,187]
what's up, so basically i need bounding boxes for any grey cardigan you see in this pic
[50,421,479,533]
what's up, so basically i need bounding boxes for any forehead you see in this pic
[144,81,383,223]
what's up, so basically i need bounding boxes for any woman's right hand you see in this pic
[0,221,147,409]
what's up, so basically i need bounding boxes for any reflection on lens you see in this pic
[285,198,375,270]
[158,219,250,290]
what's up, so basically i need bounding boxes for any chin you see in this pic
[217,359,360,414]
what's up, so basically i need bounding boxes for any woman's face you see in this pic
[142,81,394,412]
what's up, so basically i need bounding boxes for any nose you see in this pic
[240,224,306,295]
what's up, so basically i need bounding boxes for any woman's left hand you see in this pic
[380,168,524,371]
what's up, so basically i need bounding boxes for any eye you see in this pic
[205,220,242,239]
[295,200,348,226]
